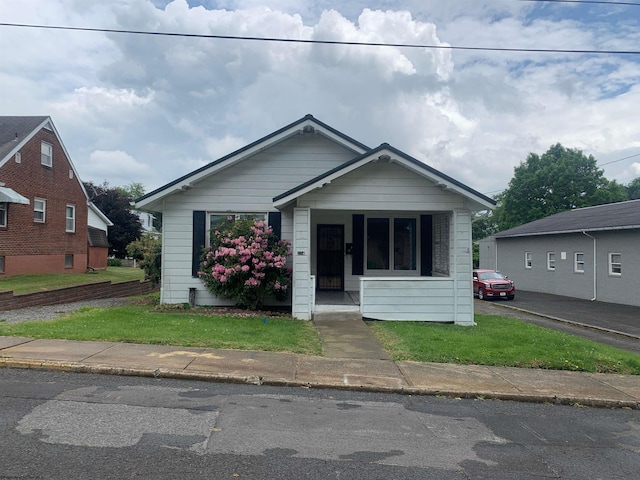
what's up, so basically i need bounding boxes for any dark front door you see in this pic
[317,224,344,291]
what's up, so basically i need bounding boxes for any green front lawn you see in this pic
[368,315,640,375]
[1,295,638,374]
[0,303,322,355]
[0,267,145,294]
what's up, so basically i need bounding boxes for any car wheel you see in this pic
[478,288,485,300]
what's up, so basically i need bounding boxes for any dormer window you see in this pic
[41,141,53,167]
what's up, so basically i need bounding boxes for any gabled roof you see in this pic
[273,143,496,210]
[494,199,640,238]
[135,114,371,210]
[0,116,90,202]
[89,202,114,228]
[0,116,49,164]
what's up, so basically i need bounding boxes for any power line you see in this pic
[519,0,640,6]
[482,152,640,196]
[1,22,640,55]
[599,152,640,166]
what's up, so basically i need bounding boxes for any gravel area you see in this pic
[0,298,132,324]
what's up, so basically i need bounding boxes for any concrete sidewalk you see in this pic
[1,331,639,409]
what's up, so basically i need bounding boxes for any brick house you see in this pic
[0,116,105,276]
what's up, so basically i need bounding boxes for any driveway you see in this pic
[474,291,640,354]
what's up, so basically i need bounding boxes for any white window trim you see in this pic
[574,252,585,273]
[34,198,46,223]
[546,251,556,271]
[608,253,622,276]
[364,214,421,275]
[0,202,6,228]
[41,141,53,167]
[524,251,532,269]
[66,204,76,233]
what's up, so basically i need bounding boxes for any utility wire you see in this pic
[1,22,639,55]
[519,0,640,6]
[599,152,640,166]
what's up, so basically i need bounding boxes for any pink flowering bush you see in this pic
[198,217,291,309]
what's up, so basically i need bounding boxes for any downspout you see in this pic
[582,231,597,301]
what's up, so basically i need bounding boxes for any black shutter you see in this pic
[420,214,433,276]
[268,211,282,241]
[352,214,364,275]
[192,210,206,277]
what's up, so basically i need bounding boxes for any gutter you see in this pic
[582,231,597,301]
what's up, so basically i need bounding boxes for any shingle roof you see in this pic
[87,227,110,248]
[0,116,48,161]
[494,199,640,238]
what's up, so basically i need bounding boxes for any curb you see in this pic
[2,358,638,410]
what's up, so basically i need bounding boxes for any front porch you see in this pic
[291,207,475,325]
[314,290,360,313]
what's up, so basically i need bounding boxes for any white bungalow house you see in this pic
[135,115,495,324]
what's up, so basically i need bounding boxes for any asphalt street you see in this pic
[2,369,639,479]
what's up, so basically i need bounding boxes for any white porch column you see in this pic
[292,207,312,320]
[453,209,474,325]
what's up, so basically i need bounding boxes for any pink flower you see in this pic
[241,265,250,272]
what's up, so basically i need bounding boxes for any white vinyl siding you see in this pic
[159,134,354,305]
[296,161,465,211]
[361,277,456,321]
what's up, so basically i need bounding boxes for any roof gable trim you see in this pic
[136,114,371,209]
[273,144,496,209]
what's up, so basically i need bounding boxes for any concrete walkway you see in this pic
[2,309,639,408]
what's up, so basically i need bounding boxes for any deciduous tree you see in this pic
[493,144,628,231]
[85,181,143,258]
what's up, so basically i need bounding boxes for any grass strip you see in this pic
[0,267,145,295]
[369,314,640,375]
[0,305,322,355]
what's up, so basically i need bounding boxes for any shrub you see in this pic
[107,258,122,267]
[199,217,291,310]
[126,234,162,286]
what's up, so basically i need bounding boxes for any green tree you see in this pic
[85,181,143,258]
[127,234,162,286]
[627,177,640,200]
[116,182,146,201]
[494,144,629,231]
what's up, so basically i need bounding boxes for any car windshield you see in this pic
[478,272,505,280]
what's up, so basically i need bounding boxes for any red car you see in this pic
[473,269,515,300]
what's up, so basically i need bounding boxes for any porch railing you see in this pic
[360,277,457,322]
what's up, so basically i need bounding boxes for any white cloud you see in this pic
[1,0,638,197]
[82,150,152,187]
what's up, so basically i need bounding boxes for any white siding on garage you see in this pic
[297,161,465,211]
[160,134,356,306]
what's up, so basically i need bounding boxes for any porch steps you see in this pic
[312,312,391,360]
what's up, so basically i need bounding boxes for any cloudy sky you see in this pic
[1,0,639,198]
